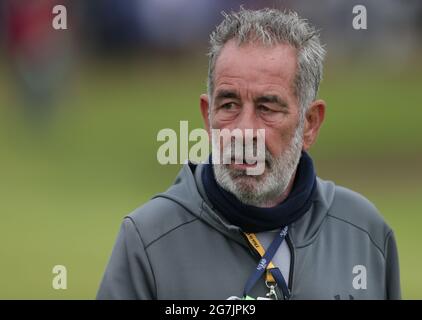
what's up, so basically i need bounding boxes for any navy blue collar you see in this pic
[201,152,317,233]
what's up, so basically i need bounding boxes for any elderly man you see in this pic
[97,8,400,300]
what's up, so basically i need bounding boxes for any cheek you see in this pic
[209,117,232,151]
[264,125,297,156]
[210,112,226,129]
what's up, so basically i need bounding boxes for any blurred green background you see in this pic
[0,0,421,299]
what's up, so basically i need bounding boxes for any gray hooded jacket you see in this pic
[97,162,401,300]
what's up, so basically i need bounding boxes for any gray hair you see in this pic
[207,8,326,117]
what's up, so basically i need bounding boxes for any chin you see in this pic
[229,173,262,191]
[231,172,261,181]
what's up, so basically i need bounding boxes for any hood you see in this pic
[152,162,336,248]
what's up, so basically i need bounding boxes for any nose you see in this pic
[235,103,259,138]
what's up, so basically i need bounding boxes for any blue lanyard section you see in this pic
[269,267,290,300]
[243,226,290,299]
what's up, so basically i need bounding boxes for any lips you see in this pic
[231,162,257,169]
[231,156,257,165]
[229,157,270,172]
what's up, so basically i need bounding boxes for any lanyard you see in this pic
[243,226,290,300]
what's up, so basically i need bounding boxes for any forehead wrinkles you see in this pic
[214,75,294,104]
[213,42,298,97]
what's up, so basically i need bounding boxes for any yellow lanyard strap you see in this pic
[244,233,276,283]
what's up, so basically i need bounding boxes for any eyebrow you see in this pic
[214,89,241,102]
[214,90,288,109]
[255,95,289,109]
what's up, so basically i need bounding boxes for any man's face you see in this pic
[202,40,305,206]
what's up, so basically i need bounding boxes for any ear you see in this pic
[200,94,211,135]
[302,99,326,151]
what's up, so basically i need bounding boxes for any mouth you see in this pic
[230,162,257,169]
[228,157,268,170]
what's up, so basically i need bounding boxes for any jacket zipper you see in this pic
[273,235,294,300]
[286,234,295,294]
